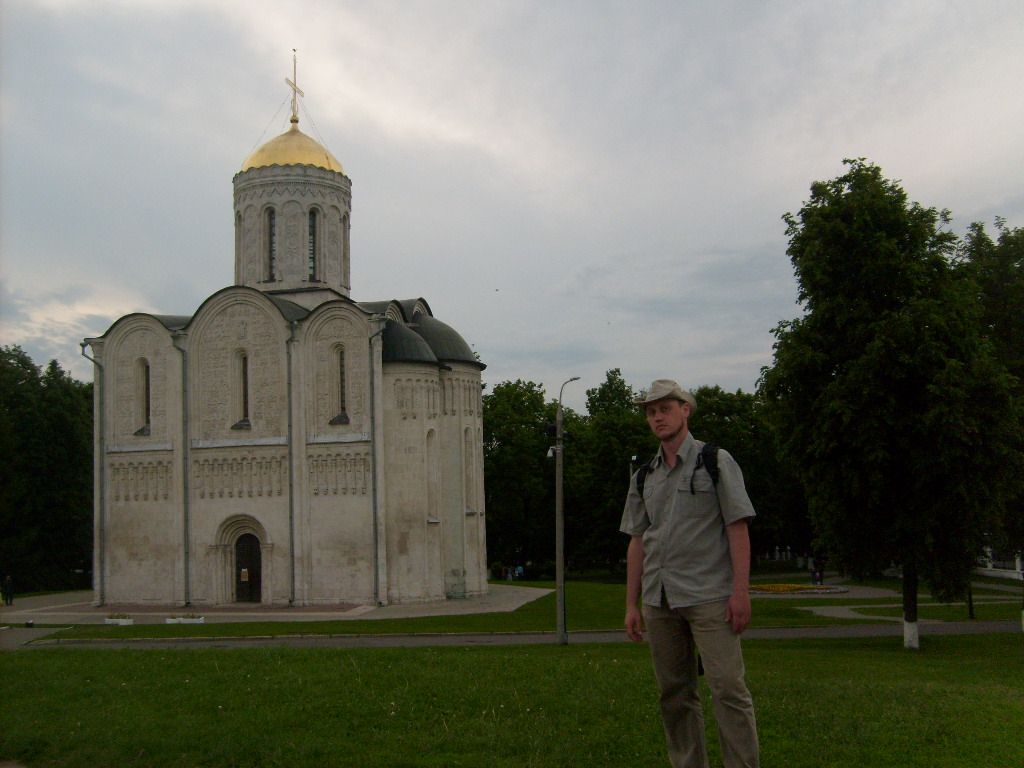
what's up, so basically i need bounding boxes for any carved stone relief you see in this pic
[109,458,173,503]
[394,376,441,420]
[193,302,285,440]
[282,200,303,279]
[440,375,481,418]
[193,452,287,499]
[234,182,351,209]
[307,450,370,496]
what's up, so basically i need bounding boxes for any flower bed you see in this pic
[750,584,849,594]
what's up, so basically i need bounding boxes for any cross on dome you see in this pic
[285,49,304,122]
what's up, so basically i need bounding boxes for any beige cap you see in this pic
[634,379,697,412]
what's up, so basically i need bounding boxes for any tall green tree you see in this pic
[689,385,809,562]
[759,159,1022,648]
[567,369,652,572]
[482,380,554,570]
[958,219,1024,382]
[0,346,93,591]
[957,220,1024,583]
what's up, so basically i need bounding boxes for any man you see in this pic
[621,379,759,768]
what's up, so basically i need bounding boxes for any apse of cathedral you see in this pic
[82,73,487,607]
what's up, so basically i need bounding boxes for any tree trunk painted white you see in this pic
[902,564,919,650]
[903,620,920,650]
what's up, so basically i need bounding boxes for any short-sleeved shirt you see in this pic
[619,433,756,609]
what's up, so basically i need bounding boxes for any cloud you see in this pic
[0,279,154,379]
[3,0,1024,415]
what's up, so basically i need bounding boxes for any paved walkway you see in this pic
[1,580,1018,651]
[0,584,553,650]
[0,583,551,625]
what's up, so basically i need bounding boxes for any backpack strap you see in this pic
[690,442,720,494]
[635,458,655,497]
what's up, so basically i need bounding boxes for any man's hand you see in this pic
[625,605,645,642]
[624,536,645,642]
[726,590,752,634]
[724,521,752,634]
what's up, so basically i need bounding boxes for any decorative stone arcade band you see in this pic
[109,460,173,503]
[395,376,483,421]
[188,452,370,500]
[193,455,288,499]
[308,451,370,496]
[446,375,483,417]
[395,378,440,420]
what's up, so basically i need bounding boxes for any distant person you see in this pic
[2,575,13,606]
[621,380,760,768]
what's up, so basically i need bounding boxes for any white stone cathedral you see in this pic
[82,88,487,608]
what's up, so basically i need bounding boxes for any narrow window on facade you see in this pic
[307,209,318,281]
[234,212,242,274]
[343,213,350,258]
[342,213,351,285]
[329,345,350,425]
[426,429,440,524]
[134,358,151,436]
[265,208,277,282]
[464,428,475,512]
[232,352,252,430]
[242,355,250,418]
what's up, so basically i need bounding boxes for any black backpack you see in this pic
[635,442,719,496]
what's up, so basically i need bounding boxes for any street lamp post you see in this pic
[555,376,580,645]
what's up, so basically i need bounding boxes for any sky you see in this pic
[2,0,1023,413]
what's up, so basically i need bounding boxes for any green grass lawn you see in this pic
[1,634,1020,767]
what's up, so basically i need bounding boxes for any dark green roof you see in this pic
[381,319,439,365]
[411,311,483,368]
[265,295,311,322]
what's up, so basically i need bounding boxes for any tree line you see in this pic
[0,346,93,592]
[483,373,809,578]
[485,161,1023,642]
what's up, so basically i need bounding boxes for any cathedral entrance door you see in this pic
[234,533,262,603]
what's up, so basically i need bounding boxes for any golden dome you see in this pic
[241,116,343,173]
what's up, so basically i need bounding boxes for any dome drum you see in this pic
[233,156,352,298]
[232,164,352,206]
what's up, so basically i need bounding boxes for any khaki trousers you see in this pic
[643,598,759,768]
